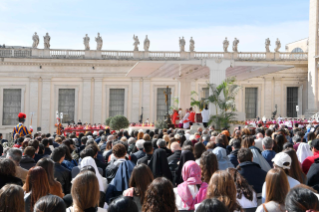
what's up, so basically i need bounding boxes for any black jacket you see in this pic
[161,147,172,157]
[33,153,44,163]
[307,158,319,188]
[133,150,146,161]
[20,155,36,170]
[228,149,239,167]
[44,147,52,156]
[0,174,23,189]
[237,161,267,193]
[54,163,72,194]
[137,154,153,165]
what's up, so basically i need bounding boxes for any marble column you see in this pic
[142,79,151,122]
[178,78,192,110]
[29,77,39,131]
[41,77,51,133]
[82,78,92,123]
[93,78,103,124]
[131,78,141,123]
[206,59,231,116]
[307,0,319,115]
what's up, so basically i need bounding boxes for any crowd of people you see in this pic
[0,112,319,212]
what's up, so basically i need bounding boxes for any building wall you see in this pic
[0,62,207,136]
[235,67,308,120]
[285,38,308,53]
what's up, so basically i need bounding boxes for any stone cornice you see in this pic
[0,61,135,67]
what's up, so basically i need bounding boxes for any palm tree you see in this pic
[206,77,241,130]
[190,91,206,111]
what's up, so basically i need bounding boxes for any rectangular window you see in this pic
[157,87,171,121]
[109,89,125,117]
[58,89,75,124]
[287,87,298,117]
[3,89,21,125]
[245,88,258,119]
[202,87,209,99]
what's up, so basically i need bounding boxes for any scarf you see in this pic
[177,161,207,210]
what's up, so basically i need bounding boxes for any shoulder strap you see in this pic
[262,204,269,212]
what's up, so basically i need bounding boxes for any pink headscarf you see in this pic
[177,161,208,210]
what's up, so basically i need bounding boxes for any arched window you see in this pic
[290,48,305,59]
[291,47,304,53]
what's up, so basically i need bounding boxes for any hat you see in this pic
[311,139,319,150]
[272,152,291,169]
[18,113,26,119]
[93,131,98,136]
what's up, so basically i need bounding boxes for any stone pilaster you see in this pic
[93,78,103,124]
[82,77,92,123]
[41,77,51,133]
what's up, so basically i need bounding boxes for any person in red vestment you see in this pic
[63,124,70,136]
[92,123,98,133]
[76,124,83,137]
[188,107,196,124]
[171,110,179,127]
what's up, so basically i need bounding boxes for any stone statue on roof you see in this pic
[144,35,150,51]
[133,35,140,51]
[32,32,39,49]
[223,37,229,52]
[189,37,195,52]
[232,38,239,52]
[43,33,51,49]
[95,33,103,51]
[274,38,281,52]
[265,38,271,52]
[83,34,90,50]
[179,37,186,52]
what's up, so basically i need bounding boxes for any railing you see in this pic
[0,49,31,58]
[279,52,308,60]
[0,48,308,62]
[50,50,85,59]
[194,52,224,59]
[238,53,266,60]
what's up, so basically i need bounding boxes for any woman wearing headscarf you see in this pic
[212,147,234,170]
[296,142,313,164]
[175,147,195,185]
[174,161,208,210]
[148,148,172,181]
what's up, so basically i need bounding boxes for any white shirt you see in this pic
[201,109,209,123]
[262,175,300,203]
[237,192,258,209]
[67,207,107,212]
[254,138,263,152]
[174,185,199,210]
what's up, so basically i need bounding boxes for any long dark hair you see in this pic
[36,158,60,187]
[0,184,24,212]
[129,164,154,204]
[60,144,72,161]
[193,142,206,159]
[227,168,254,201]
[285,187,319,212]
[23,167,50,211]
[200,151,218,183]
[142,177,177,212]
[283,149,306,184]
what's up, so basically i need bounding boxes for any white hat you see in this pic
[272,152,291,169]
[93,131,98,136]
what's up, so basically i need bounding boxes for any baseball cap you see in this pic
[272,152,291,169]
[311,139,319,150]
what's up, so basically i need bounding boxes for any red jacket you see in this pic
[188,112,196,123]
[302,151,319,174]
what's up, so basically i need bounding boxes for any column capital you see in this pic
[93,77,103,82]
[82,77,92,81]
[40,77,51,82]
[29,77,40,82]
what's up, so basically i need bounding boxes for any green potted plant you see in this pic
[109,115,130,130]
